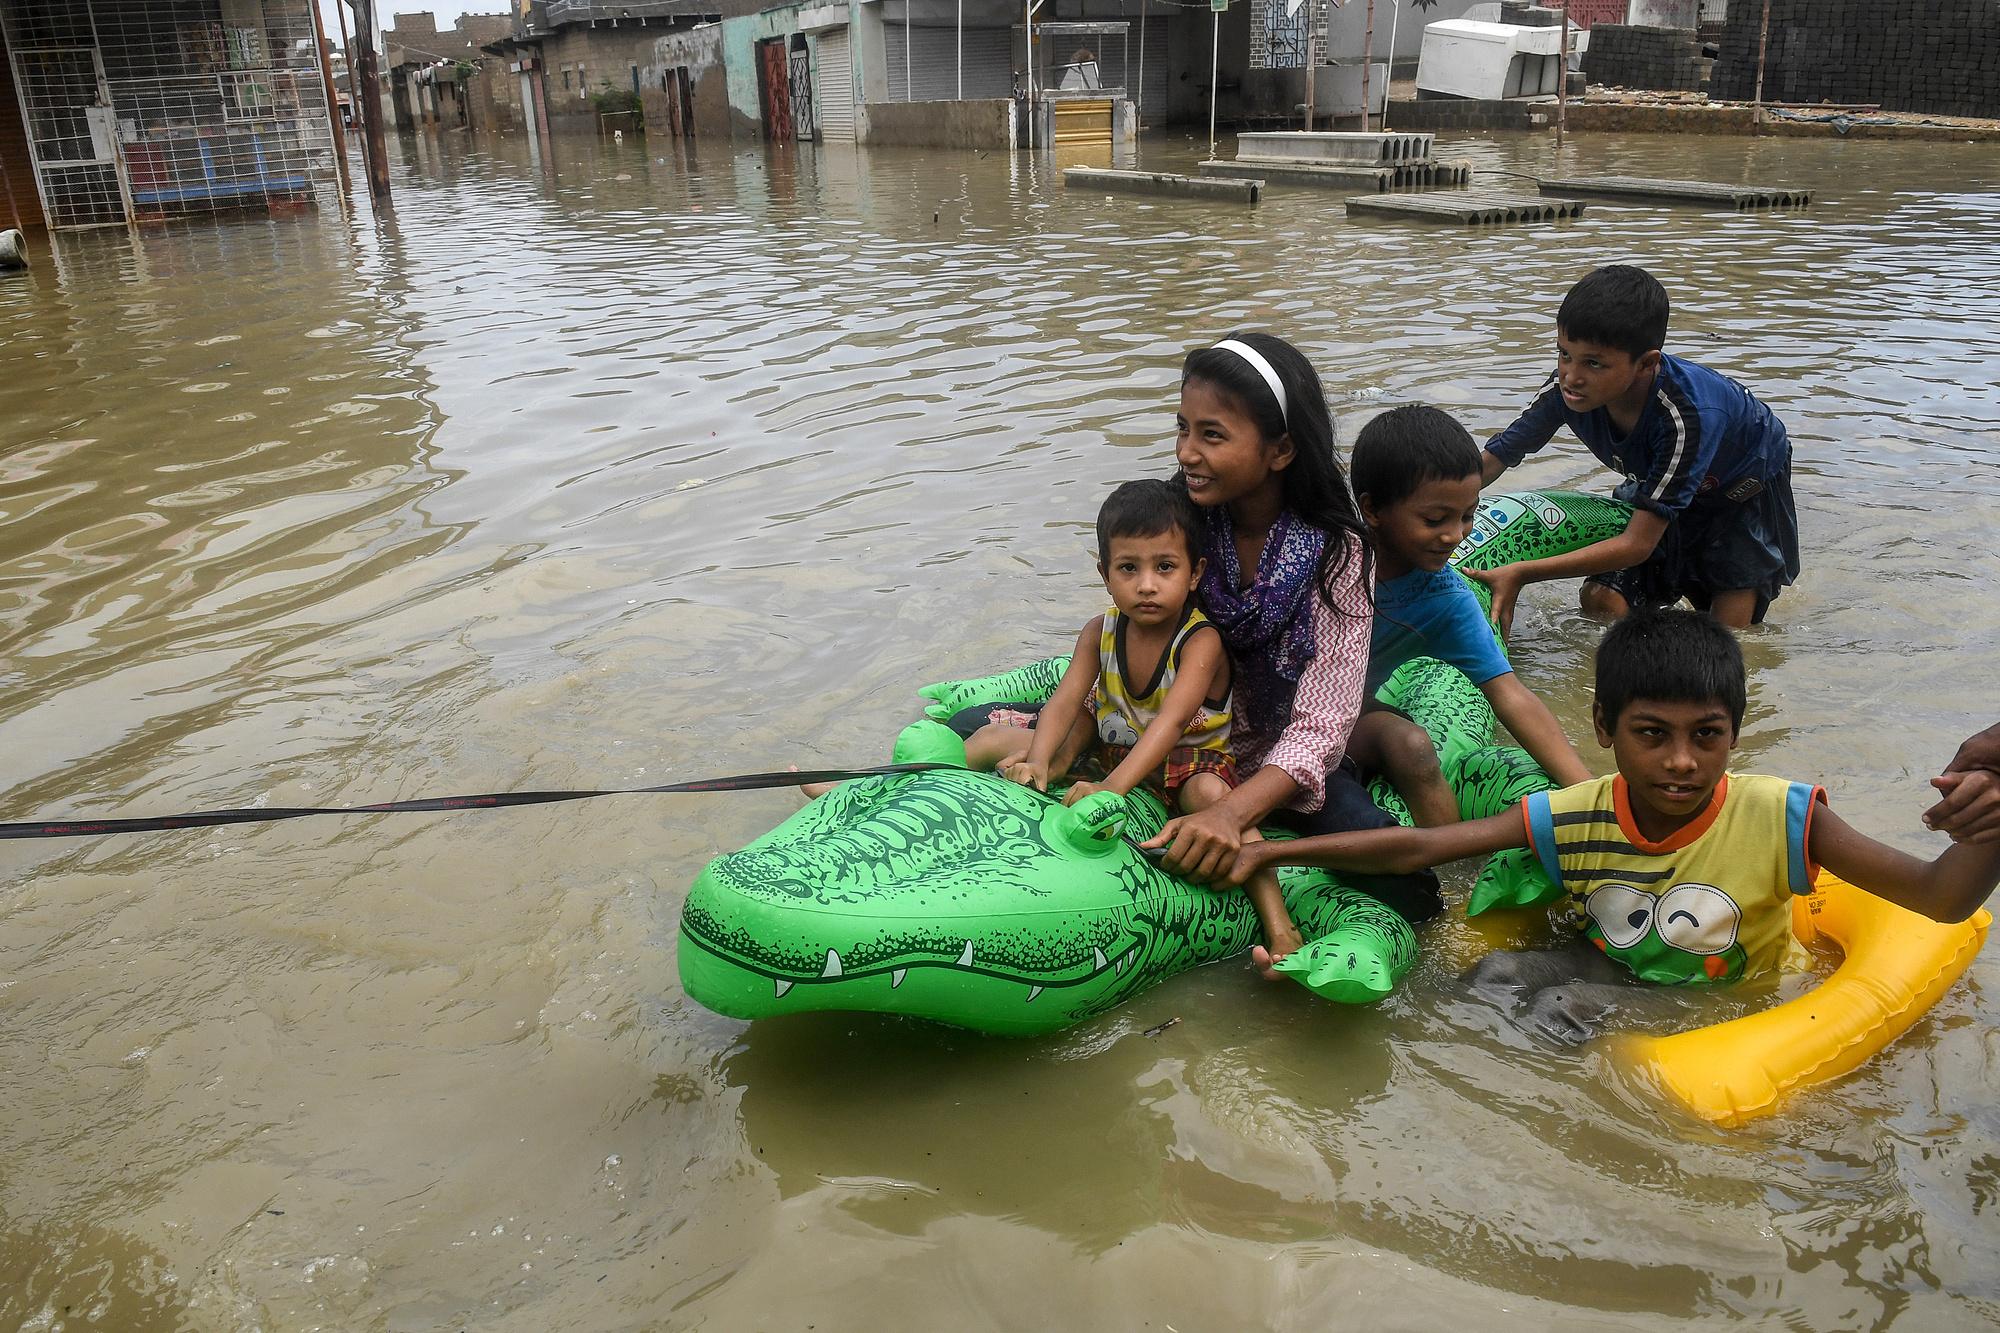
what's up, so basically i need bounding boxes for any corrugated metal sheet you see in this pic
[815,27,854,142]
[883,25,1012,102]
[1089,20,1167,119]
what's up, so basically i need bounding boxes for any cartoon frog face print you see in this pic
[1582,881,1749,984]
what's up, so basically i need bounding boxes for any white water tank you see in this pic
[1417,18,1565,100]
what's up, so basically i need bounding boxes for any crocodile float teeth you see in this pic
[1025,986,1042,1004]
[821,949,843,978]
[1093,947,1109,971]
[956,940,974,968]
[774,979,793,998]
[891,968,906,989]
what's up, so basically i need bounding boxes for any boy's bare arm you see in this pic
[1228,808,1528,885]
[1809,804,2000,925]
[1466,509,1670,634]
[1013,622,1103,785]
[1480,449,1510,485]
[1482,673,1593,787]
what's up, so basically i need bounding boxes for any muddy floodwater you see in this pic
[3,127,1999,1330]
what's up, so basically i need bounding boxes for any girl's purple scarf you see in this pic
[1198,507,1324,738]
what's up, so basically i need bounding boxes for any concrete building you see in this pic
[507,0,744,132]
[385,10,520,132]
[0,0,342,230]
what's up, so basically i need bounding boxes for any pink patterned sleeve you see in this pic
[1262,538,1372,813]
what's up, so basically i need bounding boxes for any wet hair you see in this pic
[1178,331,1372,612]
[1350,405,1483,510]
[1557,264,1670,359]
[1595,608,1746,733]
[1096,478,1203,566]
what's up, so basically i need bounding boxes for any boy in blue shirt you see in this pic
[1348,405,1591,826]
[1473,265,1800,634]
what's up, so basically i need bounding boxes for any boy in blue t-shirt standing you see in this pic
[1474,265,1800,634]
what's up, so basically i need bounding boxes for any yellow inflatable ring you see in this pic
[1621,874,1989,1127]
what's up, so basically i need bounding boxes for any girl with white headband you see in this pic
[1140,331,1441,977]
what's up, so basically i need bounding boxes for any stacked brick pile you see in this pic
[1583,24,1706,91]
[1711,0,2000,118]
[1499,1,1563,26]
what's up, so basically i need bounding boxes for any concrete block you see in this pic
[1201,158,1472,192]
[1345,189,1584,224]
[1064,168,1262,204]
[1234,130,1436,164]
[1537,175,1813,209]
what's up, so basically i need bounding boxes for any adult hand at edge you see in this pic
[1943,722,2000,778]
[1139,803,1245,884]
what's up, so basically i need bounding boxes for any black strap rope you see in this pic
[0,764,953,841]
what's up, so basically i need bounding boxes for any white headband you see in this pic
[1210,339,1288,428]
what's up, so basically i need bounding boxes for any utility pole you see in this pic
[1556,0,1568,145]
[1380,0,1399,130]
[1752,0,1772,127]
[1303,0,1315,130]
[350,0,393,199]
[1209,0,1222,160]
[310,0,350,192]
[1360,0,1374,132]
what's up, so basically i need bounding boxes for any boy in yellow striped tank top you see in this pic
[1227,608,2000,1043]
[983,480,1299,962]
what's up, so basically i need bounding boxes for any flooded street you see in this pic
[3,127,1999,1330]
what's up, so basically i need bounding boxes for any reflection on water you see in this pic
[1,127,1997,1330]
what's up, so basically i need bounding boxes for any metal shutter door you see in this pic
[1088,21,1169,119]
[815,28,854,142]
[960,28,1013,99]
[884,26,965,102]
[884,26,1013,100]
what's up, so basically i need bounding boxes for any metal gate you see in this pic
[1,0,341,230]
[1260,0,1309,69]
[787,38,814,142]
[7,43,126,225]
[815,28,853,143]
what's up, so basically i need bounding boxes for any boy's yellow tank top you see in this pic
[1520,773,1825,985]
[1093,607,1232,754]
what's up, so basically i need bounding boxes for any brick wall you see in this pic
[0,22,42,230]
[1536,0,1628,30]
[389,11,440,39]
[1710,0,2000,118]
[1387,97,1552,130]
[539,25,665,125]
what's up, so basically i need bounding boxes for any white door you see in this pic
[815,29,855,143]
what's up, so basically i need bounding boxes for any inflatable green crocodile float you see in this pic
[677,490,1631,1035]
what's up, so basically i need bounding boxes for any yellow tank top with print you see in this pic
[1520,773,1826,984]
[1093,607,1232,755]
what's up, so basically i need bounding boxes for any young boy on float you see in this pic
[1227,609,2000,1043]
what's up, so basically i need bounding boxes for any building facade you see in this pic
[0,0,341,229]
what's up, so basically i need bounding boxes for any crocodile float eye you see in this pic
[1654,883,1740,956]
[1585,883,1655,950]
